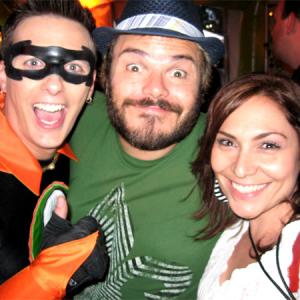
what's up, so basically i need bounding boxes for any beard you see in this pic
[106,86,201,151]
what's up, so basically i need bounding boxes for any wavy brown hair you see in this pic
[192,73,300,240]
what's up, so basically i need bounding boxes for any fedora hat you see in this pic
[93,0,224,65]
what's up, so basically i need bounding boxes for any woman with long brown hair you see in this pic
[193,73,300,299]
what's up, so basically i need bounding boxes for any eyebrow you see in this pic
[218,130,288,140]
[118,48,197,66]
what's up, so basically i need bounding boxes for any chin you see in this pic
[37,140,64,152]
[230,203,259,221]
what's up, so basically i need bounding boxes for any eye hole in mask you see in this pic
[12,55,92,76]
[4,40,96,86]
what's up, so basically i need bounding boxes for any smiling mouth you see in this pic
[33,103,66,128]
[232,182,267,194]
[33,103,65,112]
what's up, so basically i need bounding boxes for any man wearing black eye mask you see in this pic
[0,0,108,298]
[4,40,96,85]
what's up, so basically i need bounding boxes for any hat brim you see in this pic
[93,26,224,65]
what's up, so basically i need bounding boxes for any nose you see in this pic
[233,149,257,178]
[42,74,64,95]
[142,71,169,99]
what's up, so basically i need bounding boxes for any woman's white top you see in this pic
[197,220,300,300]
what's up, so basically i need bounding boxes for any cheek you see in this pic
[174,87,199,114]
[6,79,27,97]
[210,147,227,173]
[67,86,89,110]
[260,155,300,185]
[261,153,298,173]
[111,75,139,101]
[5,80,32,112]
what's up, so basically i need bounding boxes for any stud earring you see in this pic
[214,178,228,202]
[86,96,93,104]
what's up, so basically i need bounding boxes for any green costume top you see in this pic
[69,91,218,299]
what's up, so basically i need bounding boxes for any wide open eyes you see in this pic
[12,55,91,76]
[12,55,45,70]
[64,60,91,75]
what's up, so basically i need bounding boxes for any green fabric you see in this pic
[30,182,68,260]
[69,91,218,300]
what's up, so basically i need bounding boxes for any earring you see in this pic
[214,178,228,202]
[86,96,93,104]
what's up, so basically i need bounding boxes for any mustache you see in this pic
[123,98,182,114]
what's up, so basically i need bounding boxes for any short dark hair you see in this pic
[1,0,96,56]
[192,73,300,242]
[282,0,300,19]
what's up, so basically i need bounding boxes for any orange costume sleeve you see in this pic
[0,232,98,300]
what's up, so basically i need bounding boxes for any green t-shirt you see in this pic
[69,91,218,299]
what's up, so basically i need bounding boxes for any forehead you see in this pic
[221,95,295,135]
[113,34,202,62]
[12,15,95,53]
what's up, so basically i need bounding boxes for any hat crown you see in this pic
[118,0,203,33]
[92,0,224,65]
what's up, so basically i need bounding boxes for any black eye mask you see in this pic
[4,40,96,86]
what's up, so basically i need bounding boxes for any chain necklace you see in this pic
[248,227,296,300]
[42,153,59,173]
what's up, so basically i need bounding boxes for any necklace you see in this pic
[248,227,296,300]
[42,153,59,173]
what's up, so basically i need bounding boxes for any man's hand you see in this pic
[41,195,109,295]
[53,196,68,219]
[0,189,109,300]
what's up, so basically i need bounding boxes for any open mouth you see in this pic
[33,103,66,128]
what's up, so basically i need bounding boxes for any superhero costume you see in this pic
[0,111,108,298]
[0,109,75,282]
[0,40,108,298]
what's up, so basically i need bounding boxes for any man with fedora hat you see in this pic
[68,0,224,298]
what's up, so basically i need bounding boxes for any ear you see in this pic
[0,60,7,93]
[285,12,297,34]
[87,70,97,98]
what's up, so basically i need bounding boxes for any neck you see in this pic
[31,148,57,161]
[40,152,60,173]
[249,201,293,246]
[119,136,175,161]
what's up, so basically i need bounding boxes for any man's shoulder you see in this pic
[197,112,207,129]
[70,90,110,150]
[85,90,107,116]
[94,89,107,102]
[74,90,108,128]
[184,113,207,143]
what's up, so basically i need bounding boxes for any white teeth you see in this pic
[40,119,57,125]
[33,103,65,113]
[232,182,266,193]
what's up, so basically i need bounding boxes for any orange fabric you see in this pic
[0,93,4,110]
[91,3,113,27]
[0,267,57,300]
[28,181,69,262]
[80,0,126,27]
[0,232,98,300]
[0,110,76,195]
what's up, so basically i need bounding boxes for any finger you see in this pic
[54,195,68,219]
